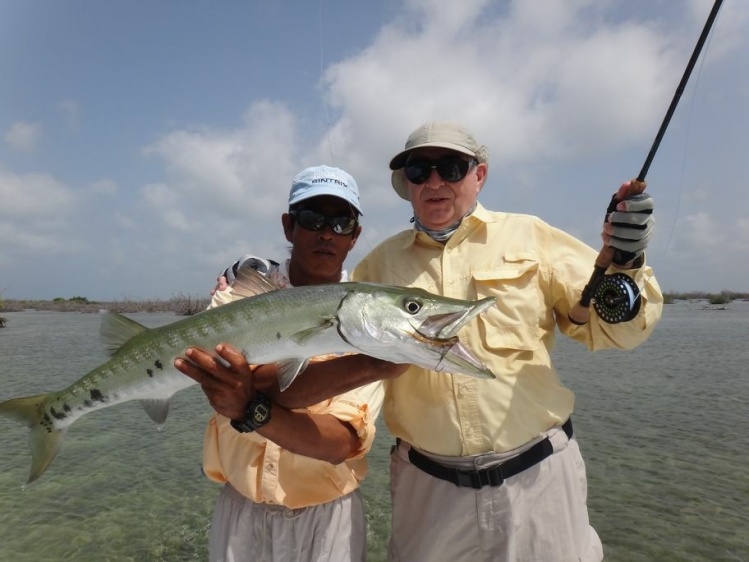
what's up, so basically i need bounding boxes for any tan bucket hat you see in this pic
[389,122,489,200]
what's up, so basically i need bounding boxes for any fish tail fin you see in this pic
[0,394,67,486]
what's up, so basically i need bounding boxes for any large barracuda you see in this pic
[0,268,495,485]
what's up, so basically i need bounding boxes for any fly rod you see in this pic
[568,0,724,325]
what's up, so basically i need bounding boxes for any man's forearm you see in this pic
[257,407,360,465]
[256,355,406,409]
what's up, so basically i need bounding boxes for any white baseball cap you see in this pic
[288,165,362,215]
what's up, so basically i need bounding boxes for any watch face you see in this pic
[252,402,271,425]
[230,394,271,433]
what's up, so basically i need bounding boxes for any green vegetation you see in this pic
[0,289,745,324]
[1,294,210,316]
[663,290,746,304]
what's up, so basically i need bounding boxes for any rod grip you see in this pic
[567,179,647,325]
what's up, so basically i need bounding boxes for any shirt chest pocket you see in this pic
[471,257,541,352]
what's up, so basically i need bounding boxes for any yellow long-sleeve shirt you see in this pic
[353,203,662,456]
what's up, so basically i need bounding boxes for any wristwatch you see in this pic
[230,392,272,433]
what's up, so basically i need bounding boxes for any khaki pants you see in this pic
[388,426,603,562]
[209,484,367,562]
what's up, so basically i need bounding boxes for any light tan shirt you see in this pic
[353,203,662,456]
[202,259,384,508]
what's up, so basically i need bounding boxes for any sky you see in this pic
[1,0,747,301]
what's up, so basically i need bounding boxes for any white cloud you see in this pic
[4,122,42,152]
[319,0,690,197]
[140,183,189,231]
[143,100,300,220]
[681,212,724,250]
[0,166,74,217]
[0,167,81,259]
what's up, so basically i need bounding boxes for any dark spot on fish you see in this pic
[90,389,107,403]
[154,360,163,370]
[147,369,154,377]
[43,413,52,425]
[84,400,93,407]
[62,403,71,412]
[50,407,67,420]
[276,332,281,340]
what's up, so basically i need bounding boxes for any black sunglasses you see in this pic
[290,209,358,236]
[404,156,477,185]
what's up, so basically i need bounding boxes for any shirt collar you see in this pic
[401,201,493,249]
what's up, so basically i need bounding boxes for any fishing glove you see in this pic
[220,255,275,285]
[603,192,654,266]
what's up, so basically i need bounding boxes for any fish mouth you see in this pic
[435,339,494,378]
[417,296,496,340]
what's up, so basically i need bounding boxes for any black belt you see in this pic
[406,419,573,490]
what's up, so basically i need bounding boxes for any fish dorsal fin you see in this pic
[139,399,170,426]
[99,311,149,356]
[229,265,282,300]
[276,359,309,392]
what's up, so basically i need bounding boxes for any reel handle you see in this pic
[568,179,647,325]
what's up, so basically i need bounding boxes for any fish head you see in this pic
[336,284,496,379]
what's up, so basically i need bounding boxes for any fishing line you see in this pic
[314,0,407,281]
[631,5,721,301]
[318,0,336,163]
[316,0,383,269]
[568,0,725,324]
[660,23,717,261]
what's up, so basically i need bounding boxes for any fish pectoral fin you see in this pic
[276,359,310,392]
[99,311,150,356]
[230,267,282,299]
[289,318,337,345]
[139,399,171,426]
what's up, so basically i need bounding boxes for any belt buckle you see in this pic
[455,467,503,489]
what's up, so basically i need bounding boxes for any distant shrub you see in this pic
[708,293,732,305]
[170,293,210,316]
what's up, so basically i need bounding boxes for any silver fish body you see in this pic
[0,270,495,484]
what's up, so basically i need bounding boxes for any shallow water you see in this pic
[0,303,747,561]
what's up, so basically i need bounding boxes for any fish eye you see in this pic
[403,298,422,314]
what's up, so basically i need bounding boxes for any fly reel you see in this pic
[591,272,641,323]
